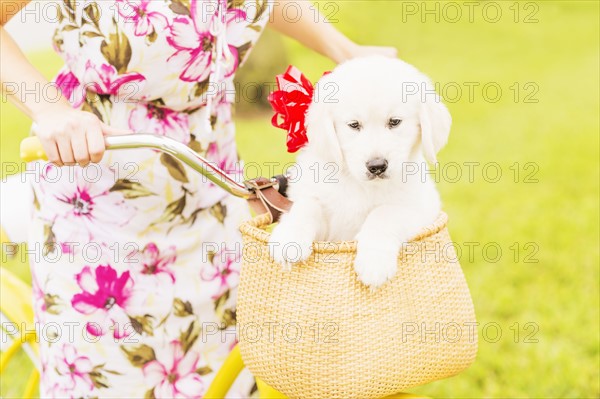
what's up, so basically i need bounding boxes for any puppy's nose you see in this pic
[366,158,388,175]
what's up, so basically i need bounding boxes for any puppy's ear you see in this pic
[419,81,452,164]
[304,86,344,166]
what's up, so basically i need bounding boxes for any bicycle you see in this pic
[1,134,428,398]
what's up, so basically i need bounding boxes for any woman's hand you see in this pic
[331,43,398,64]
[341,44,398,62]
[34,103,131,167]
[1,26,131,167]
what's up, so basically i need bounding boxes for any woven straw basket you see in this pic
[237,212,477,399]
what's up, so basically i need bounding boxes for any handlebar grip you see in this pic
[20,137,48,162]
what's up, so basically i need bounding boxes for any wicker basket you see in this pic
[237,212,477,399]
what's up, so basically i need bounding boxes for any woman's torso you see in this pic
[29,2,271,397]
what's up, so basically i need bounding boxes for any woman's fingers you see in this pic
[56,136,76,166]
[101,122,133,136]
[42,139,63,166]
[86,124,106,164]
[360,45,397,58]
[381,46,398,58]
[71,130,91,167]
[34,106,129,167]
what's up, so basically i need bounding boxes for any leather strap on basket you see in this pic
[245,177,292,223]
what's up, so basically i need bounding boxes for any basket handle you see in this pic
[245,177,292,223]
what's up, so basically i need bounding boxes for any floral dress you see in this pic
[27,1,272,397]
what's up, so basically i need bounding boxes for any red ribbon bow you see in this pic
[268,66,315,153]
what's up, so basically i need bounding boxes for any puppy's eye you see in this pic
[347,121,362,131]
[387,118,402,129]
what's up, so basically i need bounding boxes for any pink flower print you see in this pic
[167,1,249,82]
[214,98,233,124]
[143,340,204,398]
[61,242,75,254]
[32,272,63,316]
[55,69,85,108]
[83,60,146,96]
[125,243,177,319]
[206,141,242,177]
[136,243,177,282]
[185,140,240,210]
[167,9,214,82]
[31,272,46,313]
[220,7,249,77]
[71,265,134,338]
[62,188,94,216]
[128,102,190,143]
[116,0,168,37]
[201,247,240,299]
[53,344,95,394]
[39,164,135,245]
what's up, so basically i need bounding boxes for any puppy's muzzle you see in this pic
[366,158,388,178]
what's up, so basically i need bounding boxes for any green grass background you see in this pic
[1,1,599,397]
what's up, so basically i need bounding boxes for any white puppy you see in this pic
[268,56,451,288]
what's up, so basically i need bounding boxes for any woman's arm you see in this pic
[268,1,397,63]
[0,2,128,166]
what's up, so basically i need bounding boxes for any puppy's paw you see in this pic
[268,222,314,269]
[354,247,399,289]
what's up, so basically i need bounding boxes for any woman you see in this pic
[1,1,395,397]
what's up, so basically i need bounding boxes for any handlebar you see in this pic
[20,135,253,198]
